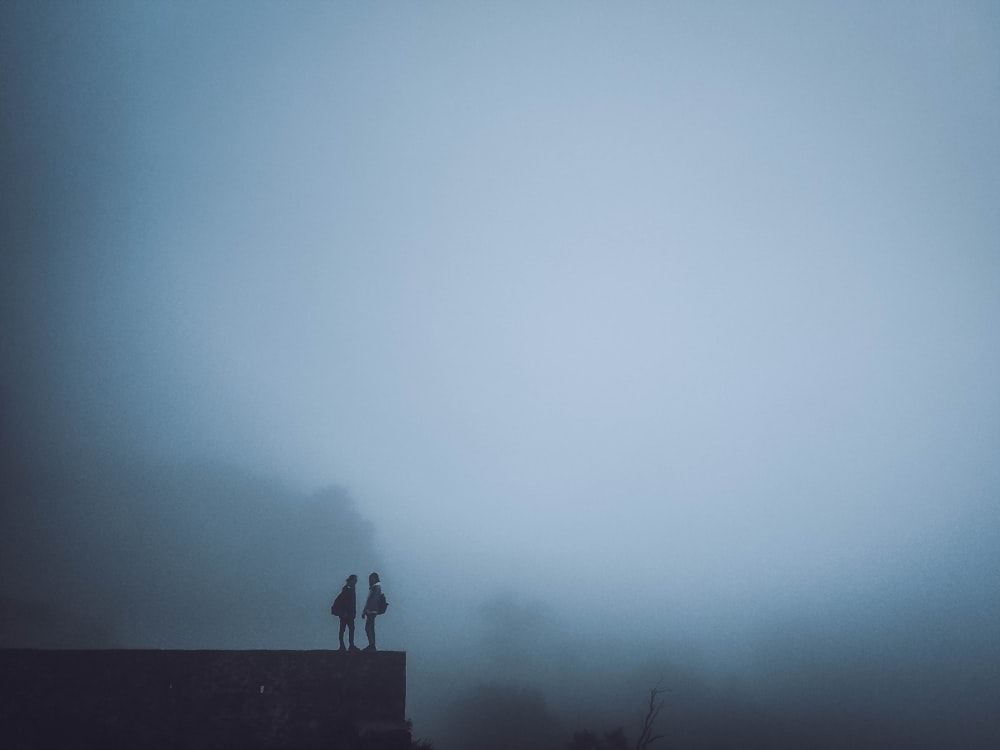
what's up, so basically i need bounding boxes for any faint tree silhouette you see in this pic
[565,684,668,750]
[635,684,669,750]
[446,682,558,750]
[567,726,629,750]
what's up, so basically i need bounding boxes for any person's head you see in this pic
[347,574,357,585]
[369,572,380,586]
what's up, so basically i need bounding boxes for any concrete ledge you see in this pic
[0,649,408,749]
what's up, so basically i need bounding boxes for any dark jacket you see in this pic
[334,583,357,619]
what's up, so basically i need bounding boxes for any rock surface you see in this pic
[0,649,408,749]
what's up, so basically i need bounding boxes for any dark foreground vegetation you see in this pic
[414,684,667,750]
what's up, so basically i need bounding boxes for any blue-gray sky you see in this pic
[3,1,999,745]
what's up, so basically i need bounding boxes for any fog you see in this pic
[2,1,999,747]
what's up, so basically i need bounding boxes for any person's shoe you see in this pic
[349,645,361,652]
[363,645,377,651]
[338,645,346,652]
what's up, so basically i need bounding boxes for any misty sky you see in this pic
[3,3,1000,741]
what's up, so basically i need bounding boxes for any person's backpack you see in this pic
[331,591,345,617]
[377,591,388,615]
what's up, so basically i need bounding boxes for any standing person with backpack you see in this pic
[362,572,387,651]
[331,574,360,651]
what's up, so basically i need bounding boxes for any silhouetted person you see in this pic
[331,574,359,651]
[362,572,383,651]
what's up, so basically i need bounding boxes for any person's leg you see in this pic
[364,614,377,650]
[347,618,356,648]
[338,618,348,650]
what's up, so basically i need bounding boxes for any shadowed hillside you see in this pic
[0,446,378,650]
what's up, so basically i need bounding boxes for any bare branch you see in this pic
[635,683,669,750]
